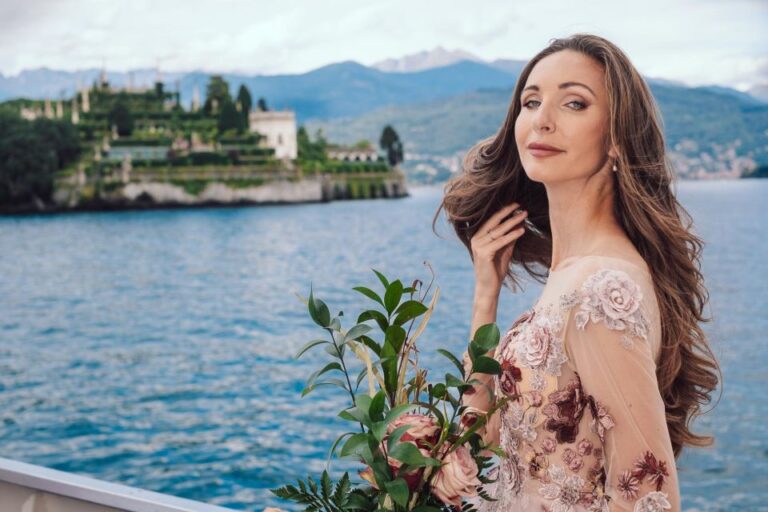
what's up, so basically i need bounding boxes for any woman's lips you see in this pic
[528,147,564,157]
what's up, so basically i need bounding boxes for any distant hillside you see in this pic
[0,60,518,122]
[305,82,768,180]
[3,59,766,180]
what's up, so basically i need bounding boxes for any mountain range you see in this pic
[2,48,766,178]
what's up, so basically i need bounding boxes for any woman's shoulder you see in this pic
[548,254,661,355]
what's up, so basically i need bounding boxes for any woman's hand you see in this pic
[470,202,528,299]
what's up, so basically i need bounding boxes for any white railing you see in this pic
[0,457,235,512]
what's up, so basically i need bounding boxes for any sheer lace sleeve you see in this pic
[563,266,681,511]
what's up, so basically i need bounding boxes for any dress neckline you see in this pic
[547,254,651,277]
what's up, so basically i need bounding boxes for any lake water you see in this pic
[0,180,766,511]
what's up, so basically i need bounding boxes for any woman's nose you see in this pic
[532,104,555,132]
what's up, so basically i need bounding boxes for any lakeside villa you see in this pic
[4,71,408,213]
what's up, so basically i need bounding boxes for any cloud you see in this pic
[0,0,765,89]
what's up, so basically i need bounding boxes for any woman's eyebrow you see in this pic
[522,82,596,98]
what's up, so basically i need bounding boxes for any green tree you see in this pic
[379,125,403,167]
[237,84,253,114]
[204,75,232,116]
[297,126,327,163]
[218,98,241,134]
[257,97,268,111]
[32,117,81,168]
[236,84,253,133]
[0,113,80,208]
[108,94,134,136]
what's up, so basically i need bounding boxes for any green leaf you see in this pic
[473,356,501,375]
[384,403,418,426]
[359,334,382,356]
[321,470,332,500]
[371,268,389,290]
[384,325,407,354]
[344,323,373,343]
[445,372,465,388]
[353,286,384,307]
[369,390,386,422]
[472,323,500,352]
[386,424,412,452]
[307,361,342,387]
[332,472,351,505]
[411,507,442,512]
[437,349,465,378]
[327,431,354,462]
[392,300,428,326]
[338,409,362,423]
[308,286,331,327]
[384,478,409,508]
[354,367,369,391]
[301,378,348,397]
[357,310,389,332]
[355,393,373,416]
[340,432,370,458]
[371,420,389,442]
[294,338,329,359]
[380,343,399,396]
[383,279,404,315]
[388,441,441,467]
[430,383,447,399]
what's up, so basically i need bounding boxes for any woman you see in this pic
[436,34,720,511]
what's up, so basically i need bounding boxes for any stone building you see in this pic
[248,110,297,160]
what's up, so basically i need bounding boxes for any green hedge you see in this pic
[111,138,172,147]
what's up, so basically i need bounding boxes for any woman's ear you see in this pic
[607,144,620,160]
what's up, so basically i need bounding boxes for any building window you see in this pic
[278,134,284,145]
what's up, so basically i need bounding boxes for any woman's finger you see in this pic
[477,202,520,234]
[478,209,527,245]
[484,226,526,253]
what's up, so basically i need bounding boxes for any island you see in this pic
[0,72,408,214]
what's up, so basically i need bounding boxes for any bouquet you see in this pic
[271,265,509,512]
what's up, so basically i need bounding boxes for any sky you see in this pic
[0,0,766,91]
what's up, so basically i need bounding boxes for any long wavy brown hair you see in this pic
[433,33,721,458]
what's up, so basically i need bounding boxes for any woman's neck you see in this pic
[545,177,629,270]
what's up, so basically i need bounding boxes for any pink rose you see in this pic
[387,413,440,447]
[568,454,583,471]
[383,414,440,490]
[529,390,543,407]
[541,437,557,454]
[431,445,481,509]
[577,438,593,456]
[499,358,523,396]
[524,324,552,368]
[561,448,577,465]
[593,270,642,321]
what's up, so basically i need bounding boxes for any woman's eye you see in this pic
[522,99,586,110]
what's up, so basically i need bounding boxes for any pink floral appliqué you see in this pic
[574,268,650,349]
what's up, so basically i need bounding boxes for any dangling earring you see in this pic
[612,161,618,172]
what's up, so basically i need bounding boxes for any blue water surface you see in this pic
[0,180,765,511]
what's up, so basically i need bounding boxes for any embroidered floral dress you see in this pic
[462,255,680,512]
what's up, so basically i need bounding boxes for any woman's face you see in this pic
[514,49,615,184]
